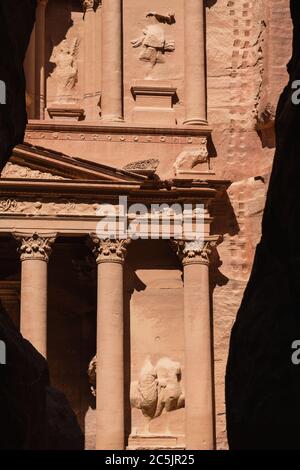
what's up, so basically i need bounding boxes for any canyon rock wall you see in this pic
[0,0,36,170]
[226,0,300,449]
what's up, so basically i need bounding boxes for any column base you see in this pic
[183,118,208,126]
[100,115,124,123]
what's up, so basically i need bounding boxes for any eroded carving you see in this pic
[14,232,56,262]
[172,239,218,266]
[130,357,185,420]
[81,0,101,13]
[50,37,79,103]
[173,140,208,176]
[1,162,65,180]
[131,12,175,67]
[123,158,159,173]
[256,103,276,130]
[88,355,96,396]
[89,235,131,264]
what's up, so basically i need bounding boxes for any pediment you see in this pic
[0,143,146,183]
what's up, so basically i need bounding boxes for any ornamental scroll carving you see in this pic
[0,199,101,216]
[131,12,175,67]
[130,357,185,420]
[1,162,64,180]
[14,232,56,262]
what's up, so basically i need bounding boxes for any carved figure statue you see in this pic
[130,356,185,420]
[50,37,79,103]
[173,140,209,175]
[131,12,175,67]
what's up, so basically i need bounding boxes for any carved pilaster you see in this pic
[89,235,131,264]
[14,232,56,262]
[172,239,218,266]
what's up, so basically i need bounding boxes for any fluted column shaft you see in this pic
[14,232,56,358]
[184,0,207,125]
[90,236,130,450]
[101,0,123,121]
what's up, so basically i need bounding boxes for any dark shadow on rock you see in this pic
[0,300,48,449]
[46,386,84,450]
[0,0,37,171]
[226,0,300,449]
[0,296,84,449]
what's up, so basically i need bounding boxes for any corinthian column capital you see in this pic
[172,238,219,266]
[14,232,57,262]
[89,235,131,265]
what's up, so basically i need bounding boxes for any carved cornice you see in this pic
[172,239,219,266]
[88,235,131,265]
[13,232,57,262]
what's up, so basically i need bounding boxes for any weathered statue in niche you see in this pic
[49,37,79,104]
[131,12,175,67]
[130,356,185,421]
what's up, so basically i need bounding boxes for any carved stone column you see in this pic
[36,0,48,119]
[89,235,131,449]
[81,0,99,120]
[14,232,56,358]
[184,0,207,125]
[173,240,215,449]
[24,25,36,119]
[101,0,123,121]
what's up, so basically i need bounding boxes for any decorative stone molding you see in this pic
[130,356,185,420]
[47,106,85,122]
[14,232,57,262]
[0,198,101,216]
[89,235,131,264]
[123,158,159,176]
[172,239,218,266]
[1,163,65,180]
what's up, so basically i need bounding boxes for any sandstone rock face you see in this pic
[0,0,295,450]
[226,0,300,449]
[0,1,36,170]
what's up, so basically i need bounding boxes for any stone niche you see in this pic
[124,0,184,124]
[125,240,185,450]
[45,0,85,119]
